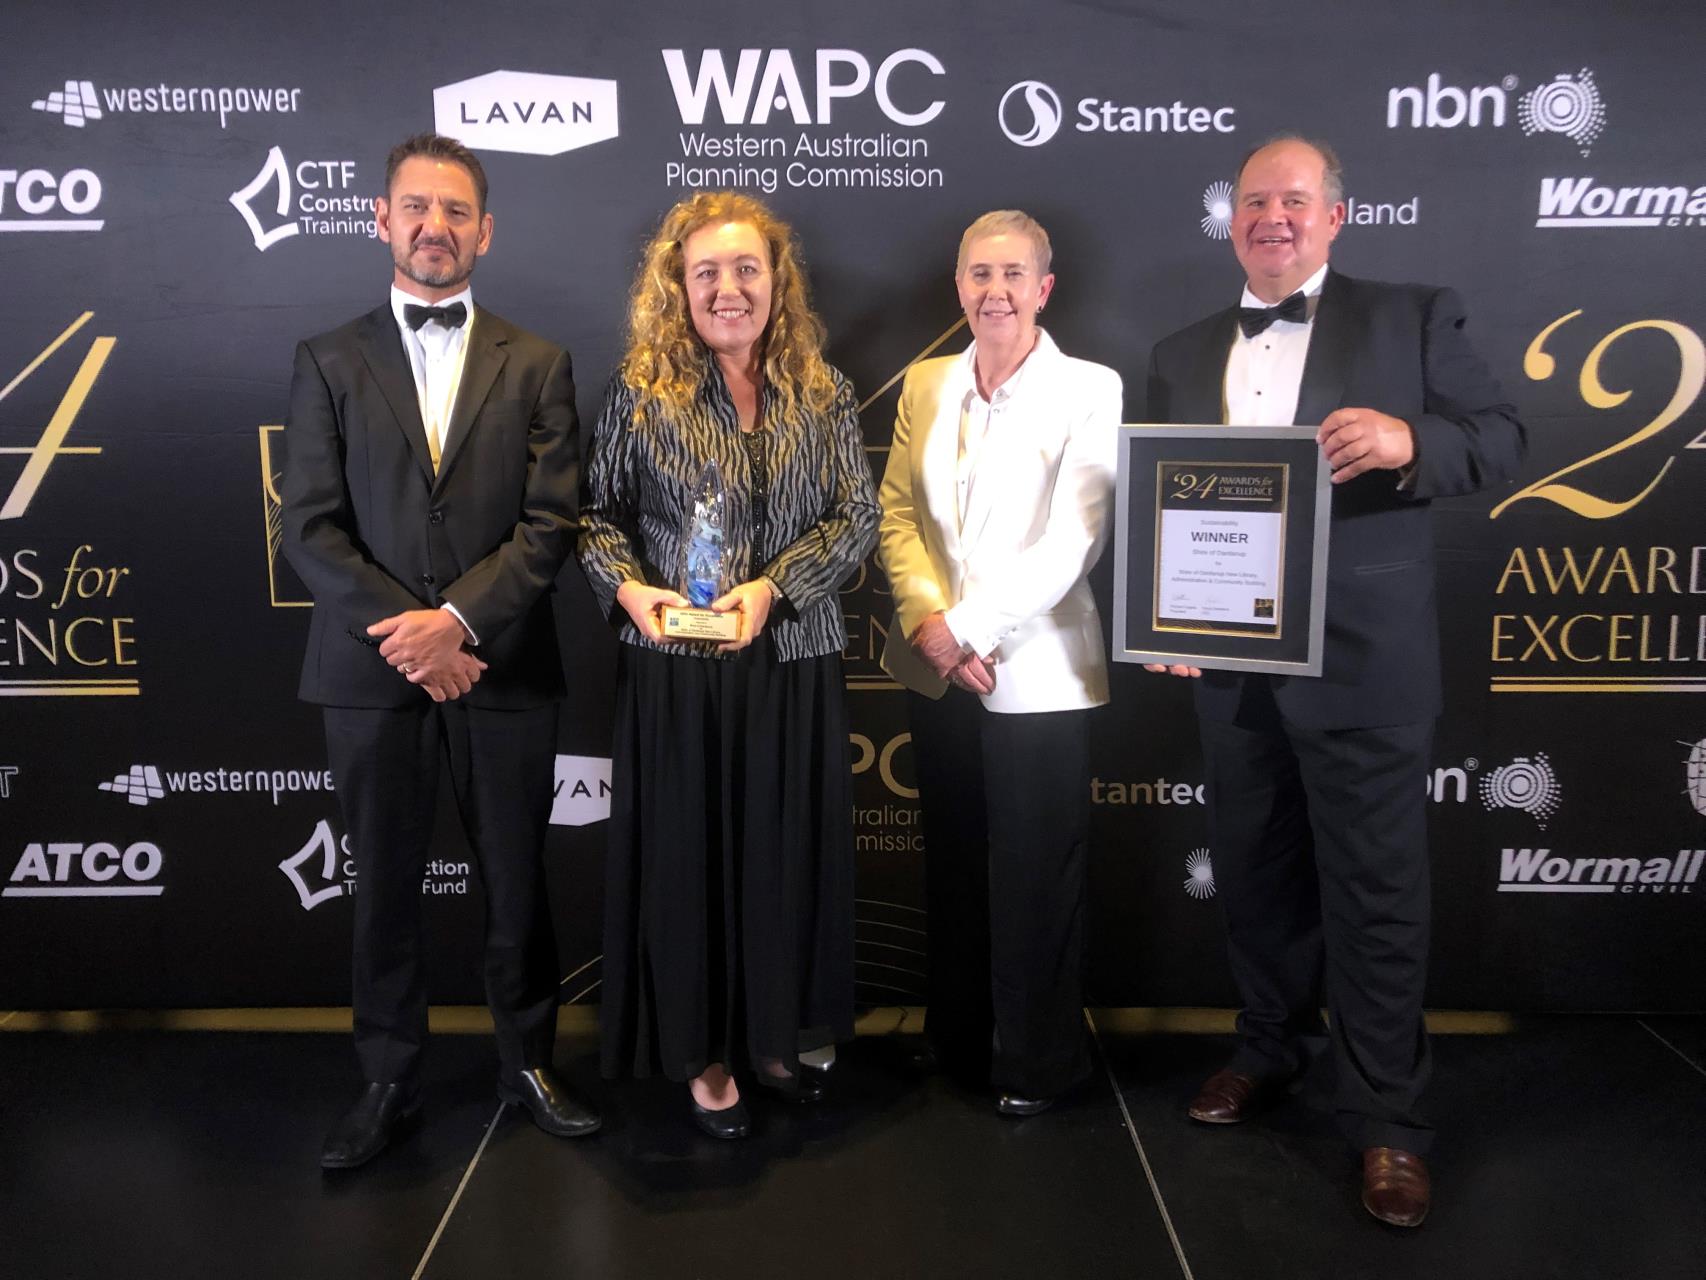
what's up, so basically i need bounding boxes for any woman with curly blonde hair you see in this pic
[579,191,878,1139]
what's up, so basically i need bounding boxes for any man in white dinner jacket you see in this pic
[878,209,1121,1116]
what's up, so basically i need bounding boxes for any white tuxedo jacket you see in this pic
[877,332,1121,714]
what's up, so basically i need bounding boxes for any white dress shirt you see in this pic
[388,284,479,643]
[1223,263,1328,427]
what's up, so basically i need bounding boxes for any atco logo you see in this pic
[99,764,164,806]
[434,70,619,157]
[30,78,302,130]
[1498,847,1702,895]
[4,841,164,898]
[551,754,613,827]
[1534,176,1706,230]
[999,81,1062,147]
[1183,848,1215,900]
[662,49,945,126]
[0,168,103,233]
[1479,753,1561,830]
[1684,738,1706,816]
[1386,67,1606,156]
[229,148,374,252]
[279,819,350,911]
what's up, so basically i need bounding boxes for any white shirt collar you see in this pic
[389,283,474,337]
[1238,263,1328,313]
[958,327,1059,403]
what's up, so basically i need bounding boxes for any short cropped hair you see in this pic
[956,209,1053,276]
[1234,133,1345,206]
[384,133,490,212]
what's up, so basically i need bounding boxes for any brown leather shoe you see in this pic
[1361,1147,1430,1227]
[1186,1068,1278,1124]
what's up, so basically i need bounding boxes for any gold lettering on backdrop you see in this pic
[1493,312,1705,520]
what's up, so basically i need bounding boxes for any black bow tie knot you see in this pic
[1238,292,1310,338]
[403,301,467,331]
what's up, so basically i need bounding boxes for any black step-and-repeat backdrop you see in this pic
[3,0,1703,1012]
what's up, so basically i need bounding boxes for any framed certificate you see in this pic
[1112,426,1330,675]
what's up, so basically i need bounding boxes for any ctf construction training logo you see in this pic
[998,80,1062,147]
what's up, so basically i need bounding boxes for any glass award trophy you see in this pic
[662,459,742,641]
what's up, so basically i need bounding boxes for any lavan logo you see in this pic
[1498,847,1703,895]
[434,70,619,156]
[551,754,612,827]
[662,49,945,126]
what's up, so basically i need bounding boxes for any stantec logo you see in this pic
[1684,738,1706,816]
[1535,177,1706,229]
[0,168,103,233]
[229,148,373,251]
[999,81,1062,147]
[1091,776,1204,806]
[1183,848,1215,899]
[4,841,164,897]
[551,754,612,827]
[1498,847,1702,895]
[434,70,619,156]
[1386,67,1605,156]
[98,762,335,805]
[30,78,302,130]
[1479,753,1561,829]
[663,49,945,126]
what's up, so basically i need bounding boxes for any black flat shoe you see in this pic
[320,1082,420,1170]
[690,1094,752,1140]
[756,1071,825,1103]
[497,1066,601,1138]
[995,1092,1055,1118]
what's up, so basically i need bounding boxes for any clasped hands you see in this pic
[368,609,485,703]
[910,612,995,695]
[616,578,774,653]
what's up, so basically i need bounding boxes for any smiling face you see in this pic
[1230,139,1344,303]
[956,232,1054,350]
[682,220,774,366]
[376,155,492,300]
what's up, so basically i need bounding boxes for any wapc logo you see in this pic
[434,70,619,157]
[662,48,945,126]
[998,81,1062,147]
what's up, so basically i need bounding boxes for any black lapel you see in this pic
[355,306,435,482]
[1293,270,1352,427]
[1190,309,1241,424]
[434,306,509,490]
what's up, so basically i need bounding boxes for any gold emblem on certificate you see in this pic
[661,459,741,641]
[1153,461,1288,638]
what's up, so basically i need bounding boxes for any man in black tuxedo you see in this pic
[282,132,597,1169]
[1146,135,1524,1226]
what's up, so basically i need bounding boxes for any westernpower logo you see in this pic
[1498,847,1703,894]
[434,70,618,156]
[98,762,335,806]
[4,840,164,897]
[1535,177,1706,228]
[31,78,302,129]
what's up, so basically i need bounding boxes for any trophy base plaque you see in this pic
[661,605,740,641]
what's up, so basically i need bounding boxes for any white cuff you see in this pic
[441,601,479,646]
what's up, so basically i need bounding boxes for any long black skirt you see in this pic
[600,634,855,1086]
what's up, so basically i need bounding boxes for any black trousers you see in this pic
[1199,677,1434,1152]
[323,700,560,1087]
[908,689,1093,1099]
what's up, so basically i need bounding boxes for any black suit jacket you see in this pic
[281,302,579,709]
[1146,270,1525,730]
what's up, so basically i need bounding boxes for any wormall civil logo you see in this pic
[1479,753,1561,830]
[229,148,373,252]
[1200,181,1233,239]
[551,754,613,827]
[31,80,102,127]
[1498,846,1702,895]
[99,764,164,806]
[1518,70,1606,156]
[999,81,1062,147]
[434,70,619,157]
[1682,738,1706,817]
[1535,176,1706,229]
[1183,848,1215,899]
[4,840,164,898]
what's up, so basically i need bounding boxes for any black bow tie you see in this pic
[1238,292,1310,338]
[403,301,467,331]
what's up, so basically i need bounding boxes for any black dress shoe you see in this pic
[497,1067,601,1138]
[995,1092,1055,1118]
[320,1082,420,1170]
[756,1070,825,1103]
[690,1094,752,1140]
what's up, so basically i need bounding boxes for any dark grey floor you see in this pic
[2,1015,1702,1279]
